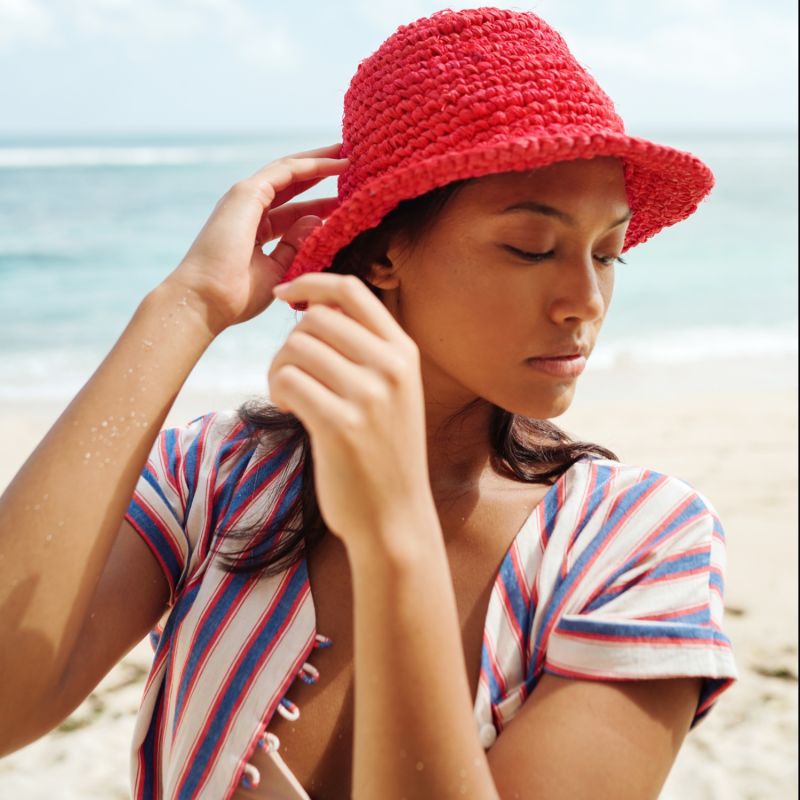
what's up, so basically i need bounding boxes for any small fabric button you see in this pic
[479,723,497,749]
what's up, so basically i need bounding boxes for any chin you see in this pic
[513,387,576,419]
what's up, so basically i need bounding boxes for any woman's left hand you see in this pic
[268,272,433,558]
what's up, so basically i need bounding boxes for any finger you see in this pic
[256,196,339,246]
[284,142,344,160]
[271,173,339,210]
[293,304,401,385]
[272,272,408,347]
[269,362,352,433]
[263,216,324,275]
[207,157,347,259]
[246,154,348,209]
[272,327,377,403]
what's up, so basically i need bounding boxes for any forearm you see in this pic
[347,509,501,800]
[0,279,216,711]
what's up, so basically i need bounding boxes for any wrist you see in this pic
[345,504,444,574]
[142,280,221,346]
[149,277,227,340]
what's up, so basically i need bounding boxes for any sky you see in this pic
[0,0,797,136]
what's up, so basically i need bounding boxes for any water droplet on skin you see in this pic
[142,339,153,348]
[45,534,53,542]
[58,521,64,527]
[84,452,91,459]
[43,494,48,500]
[415,761,424,771]
[459,784,468,795]
[178,296,187,306]
[33,504,40,511]
[90,427,97,433]
[90,613,95,619]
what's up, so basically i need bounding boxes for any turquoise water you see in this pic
[0,129,796,399]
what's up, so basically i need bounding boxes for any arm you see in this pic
[0,144,347,756]
[347,514,703,800]
[348,509,500,800]
[0,279,216,754]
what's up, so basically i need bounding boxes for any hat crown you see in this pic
[339,7,625,200]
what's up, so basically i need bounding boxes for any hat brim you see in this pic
[279,130,714,310]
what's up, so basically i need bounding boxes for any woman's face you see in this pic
[373,156,631,420]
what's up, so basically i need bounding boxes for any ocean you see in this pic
[0,128,796,401]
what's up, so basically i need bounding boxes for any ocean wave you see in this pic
[1,324,795,401]
[587,324,798,370]
[0,144,270,169]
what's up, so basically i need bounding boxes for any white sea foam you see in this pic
[1,324,795,402]
[0,144,269,169]
[588,324,799,370]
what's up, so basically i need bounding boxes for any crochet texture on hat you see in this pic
[281,6,714,295]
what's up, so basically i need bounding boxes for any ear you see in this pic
[366,253,401,292]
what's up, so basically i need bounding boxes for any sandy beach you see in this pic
[0,353,796,799]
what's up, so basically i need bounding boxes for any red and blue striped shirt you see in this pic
[124,409,738,798]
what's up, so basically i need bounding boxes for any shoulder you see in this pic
[557,457,724,556]
[571,457,719,518]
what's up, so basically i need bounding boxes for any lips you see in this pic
[525,353,587,377]
[530,346,587,359]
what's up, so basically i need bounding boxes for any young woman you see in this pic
[0,7,738,799]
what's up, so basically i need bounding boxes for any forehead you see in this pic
[459,156,628,208]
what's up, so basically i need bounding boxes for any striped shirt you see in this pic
[124,409,739,799]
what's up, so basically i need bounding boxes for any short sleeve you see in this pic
[542,468,739,729]
[124,411,224,607]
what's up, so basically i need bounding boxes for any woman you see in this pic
[0,7,738,799]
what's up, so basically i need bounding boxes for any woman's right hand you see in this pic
[164,142,348,337]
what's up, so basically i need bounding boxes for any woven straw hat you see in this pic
[279,6,714,309]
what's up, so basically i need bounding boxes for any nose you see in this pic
[547,252,608,325]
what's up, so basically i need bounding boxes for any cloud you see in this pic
[0,0,58,48]
[0,0,301,69]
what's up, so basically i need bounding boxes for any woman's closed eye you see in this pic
[502,245,627,267]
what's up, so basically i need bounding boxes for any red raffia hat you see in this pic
[279,6,715,310]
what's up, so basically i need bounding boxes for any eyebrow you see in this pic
[500,201,632,231]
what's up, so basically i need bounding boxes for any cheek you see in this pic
[403,246,502,358]
[604,270,615,304]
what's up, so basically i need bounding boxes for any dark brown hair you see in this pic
[216,178,619,575]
